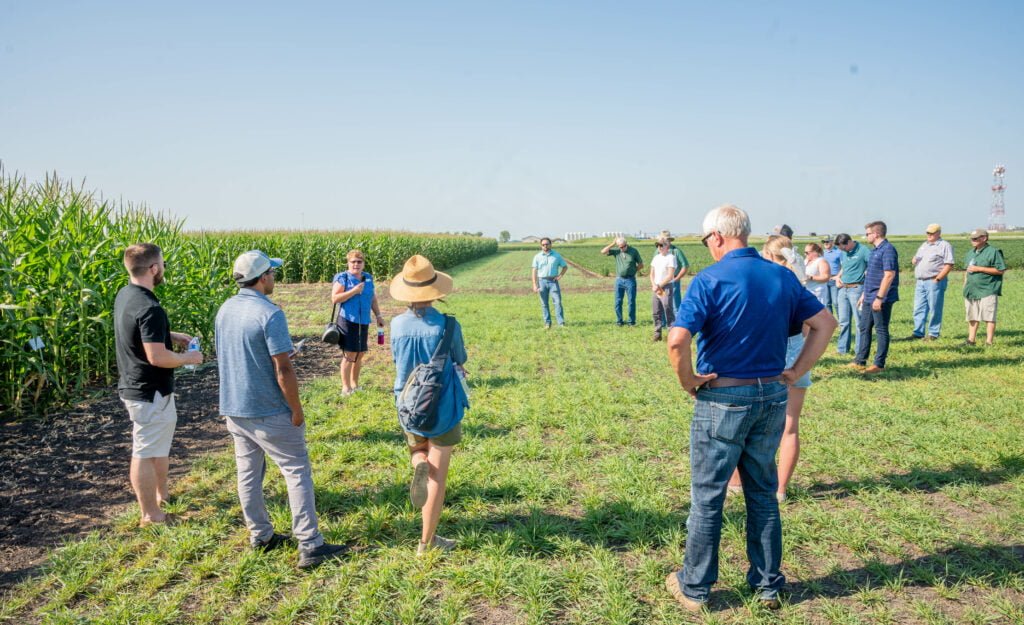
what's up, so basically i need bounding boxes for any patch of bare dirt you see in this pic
[0,337,338,591]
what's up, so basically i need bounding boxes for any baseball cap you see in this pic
[773,224,794,238]
[925,223,941,234]
[969,228,988,240]
[233,250,283,282]
[821,234,833,243]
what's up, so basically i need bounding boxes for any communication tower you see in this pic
[989,165,1006,232]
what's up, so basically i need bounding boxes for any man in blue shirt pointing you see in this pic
[664,205,836,613]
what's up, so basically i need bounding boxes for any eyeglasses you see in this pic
[970,237,984,242]
[700,232,715,247]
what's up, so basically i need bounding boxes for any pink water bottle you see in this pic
[377,327,385,345]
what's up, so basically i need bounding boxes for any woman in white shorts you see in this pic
[729,235,812,502]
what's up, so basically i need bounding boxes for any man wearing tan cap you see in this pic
[659,230,690,312]
[909,224,955,340]
[963,229,1007,346]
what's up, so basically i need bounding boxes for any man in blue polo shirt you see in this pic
[834,233,872,355]
[821,235,843,315]
[664,205,836,613]
[531,237,568,328]
[854,221,899,373]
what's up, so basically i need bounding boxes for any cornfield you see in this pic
[1,171,497,416]
[192,230,498,283]
[0,172,235,415]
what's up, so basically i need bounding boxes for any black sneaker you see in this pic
[298,542,350,569]
[253,532,290,553]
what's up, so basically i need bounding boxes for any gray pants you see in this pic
[652,284,675,335]
[225,413,324,551]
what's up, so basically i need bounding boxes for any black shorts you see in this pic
[338,319,370,353]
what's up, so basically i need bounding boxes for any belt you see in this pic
[540,276,559,280]
[839,282,863,288]
[703,375,783,389]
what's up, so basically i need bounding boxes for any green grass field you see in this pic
[3,250,1022,625]
[506,236,1024,277]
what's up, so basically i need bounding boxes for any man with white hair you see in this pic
[665,205,836,613]
[601,236,644,326]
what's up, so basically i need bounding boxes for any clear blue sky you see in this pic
[2,1,1021,238]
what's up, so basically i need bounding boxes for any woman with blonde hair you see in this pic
[390,255,469,555]
[728,235,812,502]
[331,250,384,395]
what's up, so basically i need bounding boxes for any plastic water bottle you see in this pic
[377,327,385,345]
[185,337,200,371]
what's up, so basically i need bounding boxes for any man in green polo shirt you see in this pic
[833,233,872,355]
[601,236,644,326]
[963,228,1007,346]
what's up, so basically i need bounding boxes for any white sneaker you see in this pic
[416,535,457,556]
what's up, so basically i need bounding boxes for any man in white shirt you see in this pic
[650,236,679,341]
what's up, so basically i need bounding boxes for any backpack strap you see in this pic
[429,315,456,365]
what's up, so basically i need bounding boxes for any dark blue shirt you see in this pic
[863,239,900,303]
[674,247,824,378]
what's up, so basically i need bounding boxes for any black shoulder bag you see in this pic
[321,302,342,345]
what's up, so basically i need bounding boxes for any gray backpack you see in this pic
[397,315,456,433]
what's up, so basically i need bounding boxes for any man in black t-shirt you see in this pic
[114,243,203,527]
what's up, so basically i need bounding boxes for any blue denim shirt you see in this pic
[823,247,843,276]
[390,307,469,437]
[674,248,824,378]
[332,271,376,324]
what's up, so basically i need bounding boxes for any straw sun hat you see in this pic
[389,255,454,302]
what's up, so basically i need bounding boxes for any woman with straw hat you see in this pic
[389,255,469,556]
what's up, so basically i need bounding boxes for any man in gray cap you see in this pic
[216,250,349,568]
[821,235,843,315]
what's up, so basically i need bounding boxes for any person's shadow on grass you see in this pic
[803,454,1024,500]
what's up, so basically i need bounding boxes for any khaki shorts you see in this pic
[123,391,177,458]
[965,295,998,323]
[405,423,462,448]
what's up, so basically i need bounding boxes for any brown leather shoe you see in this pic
[665,572,705,613]
[847,362,866,370]
[862,365,884,374]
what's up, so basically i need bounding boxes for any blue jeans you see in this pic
[912,278,947,338]
[614,277,637,324]
[835,285,862,355]
[825,281,839,316]
[538,278,565,326]
[681,382,788,602]
[855,300,894,368]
